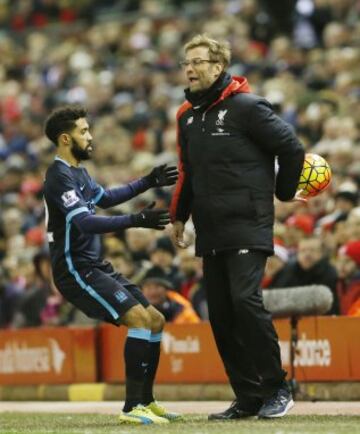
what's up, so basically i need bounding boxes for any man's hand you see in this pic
[292,189,308,203]
[145,164,179,188]
[287,189,308,203]
[132,202,170,230]
[172,220,188,248]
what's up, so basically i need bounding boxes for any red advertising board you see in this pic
[1,317,359,386]
[99,317,360,384]
[0,327,96,385]
[99,322,227,383]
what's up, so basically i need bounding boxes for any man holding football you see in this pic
[171,34,305,419]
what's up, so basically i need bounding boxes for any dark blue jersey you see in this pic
[44,157,106,274]
[44,156,154,324]
[44,156,150,281]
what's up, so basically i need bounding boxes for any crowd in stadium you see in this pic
[0,0,359,328]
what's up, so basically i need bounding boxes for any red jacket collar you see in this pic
[205,76,250,113]
[215,75,250,102]
[176,76,250,119]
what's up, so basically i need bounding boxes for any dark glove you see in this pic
[131,202,170,230]
[144,164,179,188]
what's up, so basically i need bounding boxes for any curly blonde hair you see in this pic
[184,34,231,68]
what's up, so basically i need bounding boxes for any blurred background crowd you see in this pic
[0,0,359,328]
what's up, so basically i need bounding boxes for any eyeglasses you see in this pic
[179,58,218,68]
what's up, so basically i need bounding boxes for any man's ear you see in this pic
[214,63,224,76]
[59,133,71,146]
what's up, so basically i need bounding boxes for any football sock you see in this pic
[123,328,151,412]
[143,332,162,405]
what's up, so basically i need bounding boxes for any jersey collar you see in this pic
[55,156,72,167]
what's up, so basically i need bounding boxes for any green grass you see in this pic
[1,414,360,434]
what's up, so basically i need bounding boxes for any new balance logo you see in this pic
[238,249,249,255]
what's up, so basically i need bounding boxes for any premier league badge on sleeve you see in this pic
[61,189,80,208]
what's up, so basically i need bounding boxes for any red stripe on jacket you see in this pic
[170,101,192,222]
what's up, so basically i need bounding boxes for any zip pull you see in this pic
[201,112,206,132]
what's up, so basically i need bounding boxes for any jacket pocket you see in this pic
[252,194,274,223]
[192,197,212,230]
[211,189,257,224]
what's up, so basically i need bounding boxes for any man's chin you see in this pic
[189,83,201,92]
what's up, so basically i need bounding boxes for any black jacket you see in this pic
[170,74,304,256]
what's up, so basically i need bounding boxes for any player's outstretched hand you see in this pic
[145,164,179,187]
[132,202,170,230]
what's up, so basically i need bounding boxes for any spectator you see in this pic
[262,242,289,288]
[335,240,360,315]
[177,247,208,319]
[148,236,183,290]
[11,250,52,328]
[0,0,358,326]
[141,267,200,324]
[268,237,339,314]
[284,212,315,251]
[316,188,358,232]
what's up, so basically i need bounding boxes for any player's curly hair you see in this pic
[44,105,87,146]
[184,34,231,68]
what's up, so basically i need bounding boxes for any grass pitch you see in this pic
[1,413,359,434]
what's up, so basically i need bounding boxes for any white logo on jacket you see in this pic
[212,109,230,136]
[61,190,80,208]
[187,116,194,125]
[216,109,228,126]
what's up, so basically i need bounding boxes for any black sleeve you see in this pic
[170,122,193,222]
[96,178,150,209]
[72,212,133,234]
[247,98,305,201]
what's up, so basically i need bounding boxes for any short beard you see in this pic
[70,136,92,161]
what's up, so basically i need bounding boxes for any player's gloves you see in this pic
[131,202,170,230]
[144,164,178,187]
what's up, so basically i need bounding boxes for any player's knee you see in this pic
[151,311,165,333]
[123,305,151,329]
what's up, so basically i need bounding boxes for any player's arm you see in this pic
[44,169,170,235]
[94,166,178,209]
[72,202,170,233]
[246,98,305,201]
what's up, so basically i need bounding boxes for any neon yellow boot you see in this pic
[146,401,183,421]
[119,404,169,424]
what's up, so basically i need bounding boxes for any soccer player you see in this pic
[43,106,180,425]
[171,35,305,419]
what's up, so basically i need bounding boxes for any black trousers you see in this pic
[203,249,286,401]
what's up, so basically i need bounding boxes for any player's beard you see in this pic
[70,136,93,162]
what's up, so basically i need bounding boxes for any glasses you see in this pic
[179,58,218,68]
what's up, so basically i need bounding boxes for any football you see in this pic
[297,153,332,198]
